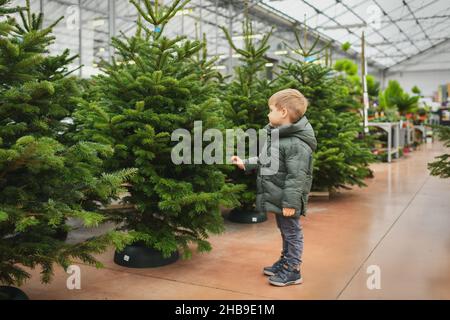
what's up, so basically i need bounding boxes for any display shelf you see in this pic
[398,120,415,148]
[414,125,427,143]
[405,121,415,146]
[367,122,401,163]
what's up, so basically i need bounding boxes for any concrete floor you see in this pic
[19,142,450,300]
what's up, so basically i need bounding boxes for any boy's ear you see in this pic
[281,107,289,118]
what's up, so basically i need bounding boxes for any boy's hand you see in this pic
[231,156,245,170]
[283,208,296,217]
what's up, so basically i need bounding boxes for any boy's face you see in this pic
[268,104,289,127]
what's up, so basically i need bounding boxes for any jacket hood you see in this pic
[266,116,317,152]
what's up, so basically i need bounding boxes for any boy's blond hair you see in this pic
[269,89,308,122]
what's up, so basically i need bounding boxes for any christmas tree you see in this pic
[220,14,275,218]
[276,29,374,192]
[0,0,23,36]
[428,126,450,179]
[221,17,273,131]
[0,0,134,291]
[73,0,243,259]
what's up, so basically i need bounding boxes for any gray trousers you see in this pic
[275,214,304,267]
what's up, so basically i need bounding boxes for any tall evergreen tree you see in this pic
[220,15,275,217]
[276,30,374,192]
[428,126,450,179]
[0,0,134,290]
[73,0,243,259]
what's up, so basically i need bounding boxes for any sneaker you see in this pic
[268,264,303,286]
[263,256,286,276]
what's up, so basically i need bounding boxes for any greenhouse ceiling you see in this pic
[260,0,450,69]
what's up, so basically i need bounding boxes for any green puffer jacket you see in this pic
[244,116,317,218]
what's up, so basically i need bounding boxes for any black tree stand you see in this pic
[0,286,29,300]
[114,242,179,268]
[227,209,267,224]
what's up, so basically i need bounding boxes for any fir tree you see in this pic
[276,29,375,192]
[73,0,243,259]
[0,1,134,288]
[220,15,275,211]
[0,0,23,36]
[428,126,450,179]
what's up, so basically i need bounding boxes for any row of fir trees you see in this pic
[1,0,375,294]
[0,0,136,295]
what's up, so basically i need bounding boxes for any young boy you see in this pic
[231,89,317,287]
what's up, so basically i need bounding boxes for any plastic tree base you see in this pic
[53,228,68,241]
[114,242,179,268]
[227,209,267,224]
[0,286,29,300]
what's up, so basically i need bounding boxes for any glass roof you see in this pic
[261,0,450,68]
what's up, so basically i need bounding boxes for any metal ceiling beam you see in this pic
[298,0,393,62]
[386,38,450,70]
[305,0,366,23]
[372,0,420,52]
[338,0,411,60]
[251,2,377,69]
[383,17,450,52]
[254,0,386,69]
[360,0,440,39]
[372,54,405,58]
[318,23,367,30]
[188,0,231,21]
[398,60,450,65]
[307,0,421,27]
[43,0,106,16]
[349,0,449,66]
[359,37,450,46]
[390,14,450,22]
[401,0,433,46]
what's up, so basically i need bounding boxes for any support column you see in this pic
[228,0,233,74]
[78,0,83,77]
[108,0,116,62]
[215,0,219,55]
